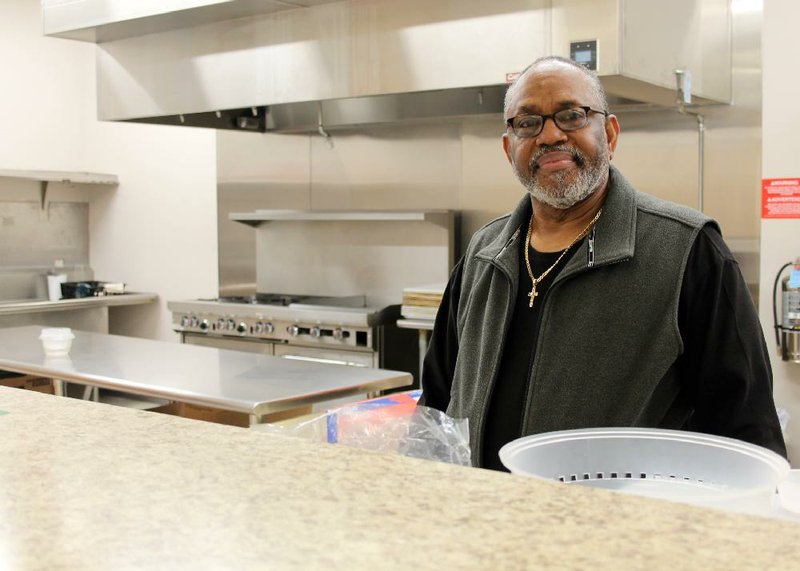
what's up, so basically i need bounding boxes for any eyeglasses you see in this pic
[505,106,609,138]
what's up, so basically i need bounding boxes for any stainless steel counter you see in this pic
[0,292,157,316]
[0,326,412,422]
[396,318,435,331]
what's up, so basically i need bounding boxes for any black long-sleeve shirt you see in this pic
[420,225,787,469]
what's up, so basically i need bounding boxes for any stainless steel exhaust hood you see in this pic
[124,84,649,133]
[42,0,344,43]
[44,0,732,132]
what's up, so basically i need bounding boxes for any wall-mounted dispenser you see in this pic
[774,260,800,363]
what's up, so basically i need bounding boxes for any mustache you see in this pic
[529,145,586,169]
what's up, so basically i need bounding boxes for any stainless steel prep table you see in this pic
[0,325,412,424]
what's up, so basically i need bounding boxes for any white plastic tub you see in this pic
[39,327,75,357]
[499,428,790,516]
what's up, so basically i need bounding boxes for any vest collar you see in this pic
[474,164,637,273]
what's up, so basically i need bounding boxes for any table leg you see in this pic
[52,378,65,397]
[81,385,100,402]
[417,330,430,383]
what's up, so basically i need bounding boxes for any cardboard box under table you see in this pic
[152,401,313,428]
[0,370,54,394]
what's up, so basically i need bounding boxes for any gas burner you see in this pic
[216,293,367,308]
[255,293,305,306]
[218,294,297,306]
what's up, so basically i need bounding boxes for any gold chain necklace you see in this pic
[524,208,602,308]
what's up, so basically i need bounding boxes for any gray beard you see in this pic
[513,144,609,209]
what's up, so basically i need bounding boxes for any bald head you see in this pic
[503,56,609,120]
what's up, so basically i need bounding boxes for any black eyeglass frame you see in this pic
[505,106,609,138]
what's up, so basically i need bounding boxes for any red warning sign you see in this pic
[762,178,800,219]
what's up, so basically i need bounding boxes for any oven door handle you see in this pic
[278,354,368,367]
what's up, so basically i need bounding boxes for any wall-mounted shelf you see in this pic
[0,169,119,186]
[0,169,119,211]
[230,210,452,228]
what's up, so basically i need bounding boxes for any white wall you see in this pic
[0,0,218,342]
[761,0,800,464]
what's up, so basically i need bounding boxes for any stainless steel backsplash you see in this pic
[216,4,762,300]
[0,201,91,301]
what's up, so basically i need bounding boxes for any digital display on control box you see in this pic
[569,40,598,71]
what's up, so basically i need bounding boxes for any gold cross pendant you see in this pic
[528,283,538,308]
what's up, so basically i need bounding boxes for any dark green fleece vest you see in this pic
[448,166,713,467]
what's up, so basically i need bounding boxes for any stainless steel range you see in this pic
[167,294,406,369]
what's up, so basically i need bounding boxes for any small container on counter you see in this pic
[60,281,106,299]
[39,328,75,357]
[46,273,67,301]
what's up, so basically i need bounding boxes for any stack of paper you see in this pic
[401,283,446,320]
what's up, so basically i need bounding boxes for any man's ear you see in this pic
[502,132,513,165]
[605,114,620,159]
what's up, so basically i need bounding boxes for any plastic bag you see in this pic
[256,401,471,466]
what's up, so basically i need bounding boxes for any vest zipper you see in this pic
[495,231,519,261]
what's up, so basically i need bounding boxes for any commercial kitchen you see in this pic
[2,0,800,568]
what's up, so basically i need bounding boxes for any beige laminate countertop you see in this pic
[3,387,800,570]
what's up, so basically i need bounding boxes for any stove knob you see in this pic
[288,324,300,337]
[237,322,247,334]
[216,318,226,331]
[254,322,264,334]
[227,319,236,331]
[190,316,199,328]
[180,315,190,328]
[199,319,209,331]
[264,322,275,335]
[310,326,321,338]
[332,328,344,340]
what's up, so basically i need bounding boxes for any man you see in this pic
[419,56,787,470]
